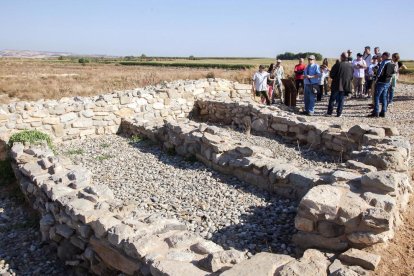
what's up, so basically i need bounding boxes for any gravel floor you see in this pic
[59,135,299,256]
[208,123,339,169]
[0,184,70,275]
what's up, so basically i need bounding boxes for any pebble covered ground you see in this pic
[59,135,299,256]
[0,183,70,275]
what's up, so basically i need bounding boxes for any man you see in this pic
[363,46,372,95]
[368,52,395,117]
[252,65,272,105]
[294,58,306,96]
[327,52,353,117]
[374,47,381,58]
[347,49,353,63]
[352,53,367,98]
[272,59,285,103]
[302,55,321,116]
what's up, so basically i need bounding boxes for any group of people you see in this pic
[252,46,406,118]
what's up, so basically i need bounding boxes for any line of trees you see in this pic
[276,52,323,61]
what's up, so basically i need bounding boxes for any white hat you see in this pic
[276,59,282,63]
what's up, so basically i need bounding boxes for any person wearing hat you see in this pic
[347,50,353,63]
[302,55,321,116]
[326,52,353,117]
[271,59,285,103]
[352,53,367,98]
[252,64,272,105]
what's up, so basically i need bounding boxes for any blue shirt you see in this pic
[304,64,321,85]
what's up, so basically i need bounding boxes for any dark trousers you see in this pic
[259,90,271,105]
[327,91,346,116]
[295,79,304,93]
[317,85,324,101]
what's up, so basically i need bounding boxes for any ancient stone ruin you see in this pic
[0,78,411,275]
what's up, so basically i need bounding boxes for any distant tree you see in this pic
[276,52,323,61]
[78,58,90,64]
[140,54,147,60]
[58,56,64,60]
[124,56,135,61]
[189,55,196,60]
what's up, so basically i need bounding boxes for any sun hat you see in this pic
[308,55,315,60]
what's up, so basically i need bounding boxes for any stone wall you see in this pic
[120,115,412,253]
[0,79,252,160]
[195,100,410,171]
[10,142,380,275]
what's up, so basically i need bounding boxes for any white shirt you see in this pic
[319,68,329,85]
[363,53,372,68]
[352,59,367,78]
[368,63,378,77]
[252,71,270,91]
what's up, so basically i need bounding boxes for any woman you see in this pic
[318,58,330,100]
[388,53,407,106]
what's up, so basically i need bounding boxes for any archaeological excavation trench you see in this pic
[0,78,412,275]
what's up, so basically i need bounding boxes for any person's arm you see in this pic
[329,64,338,79]
[252,75,256,94]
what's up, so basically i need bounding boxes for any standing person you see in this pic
[302,55,321,115]
[352,53,367,98]
[374,47,381,58]
[363,46,373,95]
[252,65,272,105]
[318,63,330,101]
[388,53,407,106]
[347,50,353,63]
[366,55,378,98]
[272,59,284,103]
[322,58,330,96]
[267,63,275,104]
[368,52,395,117]
[294,58,306,98]
[326,52,353,117]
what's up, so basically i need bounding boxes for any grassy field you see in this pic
[0,57,412,103]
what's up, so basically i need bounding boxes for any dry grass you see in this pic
[1,58,413,104]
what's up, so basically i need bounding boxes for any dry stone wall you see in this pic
[0,79,252,160]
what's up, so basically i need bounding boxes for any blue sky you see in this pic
[1,0,414,59]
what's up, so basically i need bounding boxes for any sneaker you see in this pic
[307,112,314,116]
[388,103,393,107]
[379,113,386,118]
[336,114,342,117]
[325,113,332,117]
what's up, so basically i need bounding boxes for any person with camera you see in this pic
[302,55,321,116]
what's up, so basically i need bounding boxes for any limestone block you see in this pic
[199,249,246,273]
[165,231,202,249]
[317,221,345,238]
[190,240,223,255]
[292,232,348,251]
[108,224,135,247]
[42,117,60,125]
[294,216,314,232]
[328,170,361,183]
[339,248,381,270]
[337,191,370,233]
[90,237,141,275]
[298,185,346,220]
[344,160,377,173]
[52,124,65,137]
[346,230,393,245]
[278,249,330,276]
[72,119,93,128]
[55,224,74,239]
[221,252,294,276]
[251,118,267,132]
[271,122,288,132]
[90,215,122,238]
[150,259,206,276]
[361,192,395,212]
[329,259,369,276]
[81,109,94,118]
[60,112,77,123]
[360,171,401,194]
[363,150,407,171]
[289,170,321,194]
[360,207,391,231]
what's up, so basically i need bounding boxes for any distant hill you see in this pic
[0,49,73,58]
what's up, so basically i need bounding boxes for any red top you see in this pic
[294,64,306,80]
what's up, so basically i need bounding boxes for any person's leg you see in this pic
[388,84,395,106]
[380,83,389,115]
[317,85,323,101]
[308,85,317,114]
[277,84,283,101]
[373,83,382,115]
[304,85,310,113]
[260,91,271,105]
[327,90,338,115]
[324,80,329,95]
[337,91,345,116]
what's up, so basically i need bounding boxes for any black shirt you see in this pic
[330,61,353,92]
